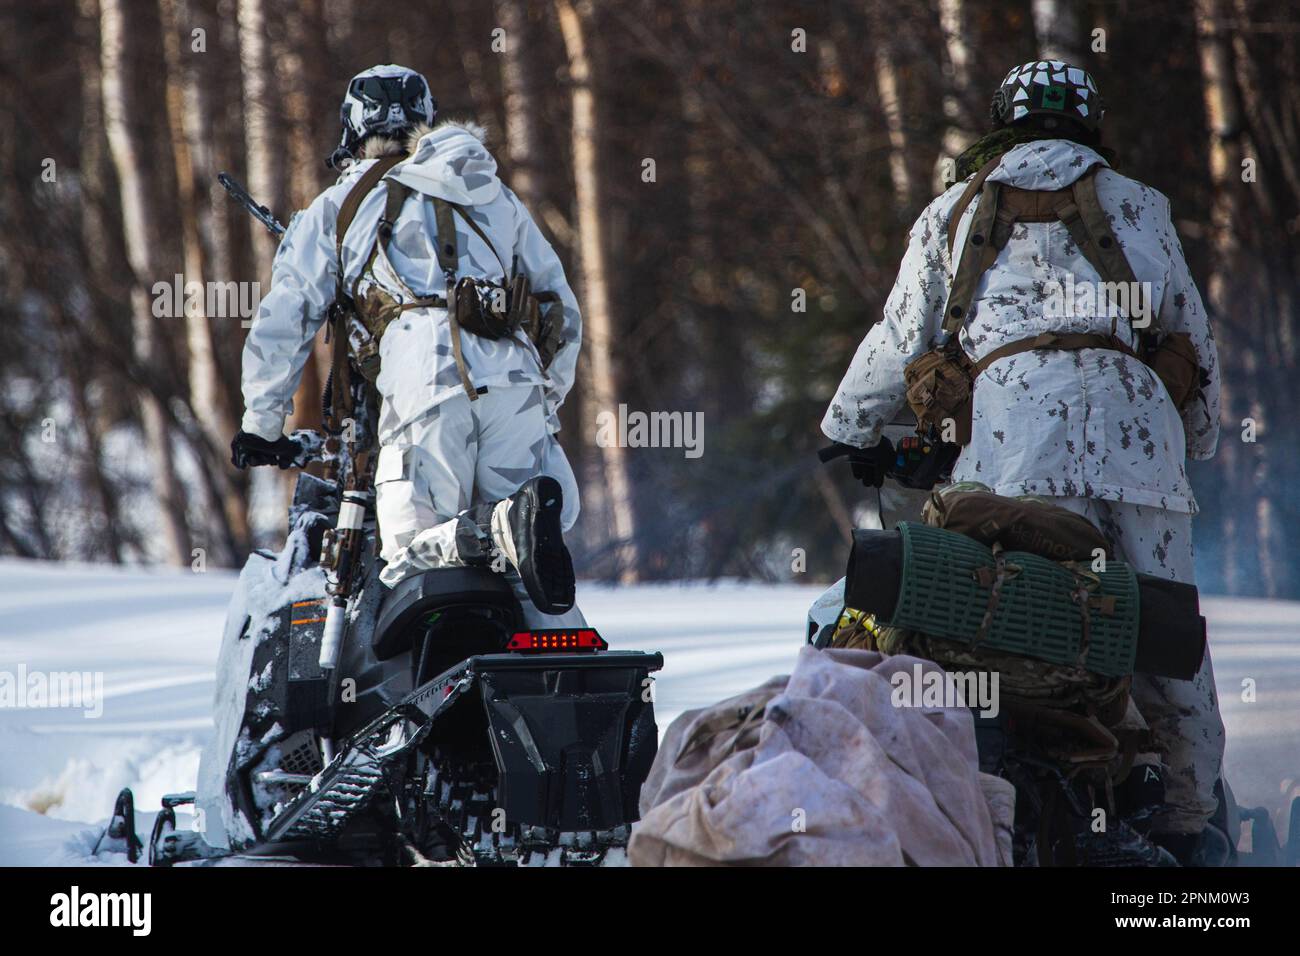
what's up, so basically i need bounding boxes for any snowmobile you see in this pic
[127,430,661,868]
[813,425,1300,867]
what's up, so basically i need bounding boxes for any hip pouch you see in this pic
[452,275,515,340]
[904,345,975,445]
[1143,331,1203,412]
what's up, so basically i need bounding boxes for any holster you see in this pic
[511,274,563,369]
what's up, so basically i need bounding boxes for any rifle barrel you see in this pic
[218,172,286,237]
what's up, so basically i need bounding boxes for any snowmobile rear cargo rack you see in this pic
[261,650,662,847]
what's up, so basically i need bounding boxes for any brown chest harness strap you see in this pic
[336,155,407,270]
[971,331,1139,378]
[330,153,411,427]
[431,195,482,400]
[942,162,1151,367]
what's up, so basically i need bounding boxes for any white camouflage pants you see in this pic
[374,385,585,628]
[1054,496,1225,835]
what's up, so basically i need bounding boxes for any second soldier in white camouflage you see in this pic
[822,61,1224,861]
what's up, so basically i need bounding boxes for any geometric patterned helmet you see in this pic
[990,60,1103,133]
[328,64,437,168]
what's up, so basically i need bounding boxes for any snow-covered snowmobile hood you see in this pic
[986,139,1109,191]
[388,119,502,206]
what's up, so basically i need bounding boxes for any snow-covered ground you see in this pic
[0,557,1296,864]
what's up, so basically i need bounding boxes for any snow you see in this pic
[1,557,1296,865]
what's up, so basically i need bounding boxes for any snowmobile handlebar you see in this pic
[817,442,854,463]
[819,435,960,491]
[284,429,329,467]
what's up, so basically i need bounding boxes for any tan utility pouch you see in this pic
[1144,331,1201,412]
[904,344,976,445]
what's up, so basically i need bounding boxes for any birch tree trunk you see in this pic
[237,0,286,284]
[160,0,248,562]
[555,0,641,582]
[99,0,191,566]
[1195,0,1258,593]
[1032,0,1085,63]
[70,2,127,562]
[278,0,328,442]
[870,19,916,210]
[935,0,976,190]
[241,0,313,508]
[495,0,543,208]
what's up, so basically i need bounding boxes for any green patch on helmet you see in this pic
[1042,85,1067,111]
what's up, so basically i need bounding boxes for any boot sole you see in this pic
[522,476,575,614]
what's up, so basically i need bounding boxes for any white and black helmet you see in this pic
[328,64,436,168]
[991,60,1104,134]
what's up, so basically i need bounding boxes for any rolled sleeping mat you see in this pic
[843,525,1206,681]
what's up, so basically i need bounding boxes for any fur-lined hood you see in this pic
[361,119,500,206]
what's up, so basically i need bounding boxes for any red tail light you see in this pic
[508,628,608,653]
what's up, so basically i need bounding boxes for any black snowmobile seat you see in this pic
[372,567,524,660]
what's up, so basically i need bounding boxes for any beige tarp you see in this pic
[630,647,1014,866]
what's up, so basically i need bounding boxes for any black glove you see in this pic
[846,438,896,489]
[230,430,301,469]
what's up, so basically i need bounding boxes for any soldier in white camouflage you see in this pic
[233,65,582,623]
[822,61,1224,861]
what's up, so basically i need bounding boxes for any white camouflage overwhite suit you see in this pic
[240,120,583,624]
[823,139,1224,835]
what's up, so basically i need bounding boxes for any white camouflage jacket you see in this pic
[240,121,582,446]
[822,140,1220,514]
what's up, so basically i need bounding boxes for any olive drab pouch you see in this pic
[507,274,563,370]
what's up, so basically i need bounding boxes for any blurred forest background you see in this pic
[1,0,1298,596]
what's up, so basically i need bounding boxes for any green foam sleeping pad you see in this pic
[887,522,1140,678]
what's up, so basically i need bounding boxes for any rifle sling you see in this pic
[330,154,408,427]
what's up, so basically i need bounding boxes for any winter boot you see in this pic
[456,476,575,614]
